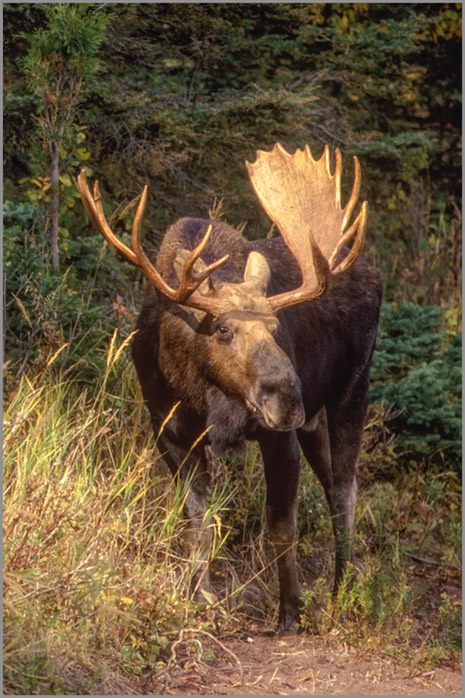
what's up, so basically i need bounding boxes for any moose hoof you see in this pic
[277,620,298,636]
[277,608,302,635]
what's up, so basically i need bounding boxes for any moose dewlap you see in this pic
[79,143,382,633]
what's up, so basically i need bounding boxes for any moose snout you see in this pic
[251,371,305,432]
[261,391,305,431]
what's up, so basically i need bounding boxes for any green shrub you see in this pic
[3,199,137,385]
[370,302,461,469]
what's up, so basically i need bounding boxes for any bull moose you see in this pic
[78,143,382,633]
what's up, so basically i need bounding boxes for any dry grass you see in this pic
[3,332,221,692]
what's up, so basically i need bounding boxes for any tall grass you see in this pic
[3,332,235,693]
[3,333,461,694]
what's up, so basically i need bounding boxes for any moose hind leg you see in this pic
[298,406,357,594]
[258,430,302,634]
[326,377,371,593]
[326,417,360,592]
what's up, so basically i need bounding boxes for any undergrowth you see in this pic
[3,333,462,694]
[3,333,222,693]
[299,466,462,665]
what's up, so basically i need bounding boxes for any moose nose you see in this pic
[260,388,305,431]
[255,372,305,431]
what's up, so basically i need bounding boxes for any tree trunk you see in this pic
[49,140,60,271]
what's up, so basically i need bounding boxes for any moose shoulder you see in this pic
[79,144,382,633]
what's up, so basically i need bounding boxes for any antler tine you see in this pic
[268,231,332,312]
[123,184,180,298]
[174,225,230,301]
[341,156,361,232]
[78,169,229,316]
[78,171,137,264]
[131,183,149,250]
[331,201,367,274]
[333,147,343,209]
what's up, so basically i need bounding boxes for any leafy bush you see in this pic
[370,302,461,469]
[3,199,137,385]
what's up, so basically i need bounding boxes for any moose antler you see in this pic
[77,170,230,315]
[246,143,367,312]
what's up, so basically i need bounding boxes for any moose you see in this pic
[78,143,382,633]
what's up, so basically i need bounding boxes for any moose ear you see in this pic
[174,249,215,296]
[244,251,271,294]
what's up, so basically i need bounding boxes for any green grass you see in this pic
[3,334,462,693]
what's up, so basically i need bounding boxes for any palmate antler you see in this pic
[246,143,367,312]
[77,170,230,316]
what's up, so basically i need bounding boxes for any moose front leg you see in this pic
[257,430,302,634]
[181,457,212,598]
[156,432,212,598]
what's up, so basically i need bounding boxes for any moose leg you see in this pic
[298,408,333,505]
[298,405,358,594]
[328,365,374,592]
[257,430,302,633]
[155,431,212,598]
[326,405,365,592]
[132,339,212,597]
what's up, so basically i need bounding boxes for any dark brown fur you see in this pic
[132,217,382,632]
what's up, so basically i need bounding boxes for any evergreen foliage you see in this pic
[371,303,461,469]
[5,5,461,262]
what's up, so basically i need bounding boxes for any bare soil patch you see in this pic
[126,555,462,696]
[136,626,461,696]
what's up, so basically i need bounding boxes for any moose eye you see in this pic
[216,323,233,343]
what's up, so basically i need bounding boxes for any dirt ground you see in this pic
[76,571,462,696]
[136,628,461,696]
[131,563,462,696]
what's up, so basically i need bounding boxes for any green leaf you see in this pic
[59,174,72,187]
[75,147,90,161]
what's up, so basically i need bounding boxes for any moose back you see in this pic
[79,144,382,633]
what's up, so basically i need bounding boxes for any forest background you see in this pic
[3,3,462,694]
